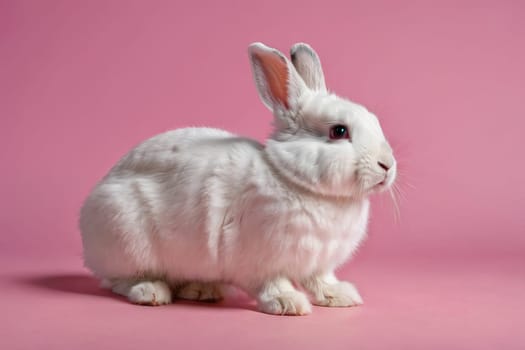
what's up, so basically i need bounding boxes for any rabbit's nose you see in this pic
[378,161,391,171]
[377,142,394,172]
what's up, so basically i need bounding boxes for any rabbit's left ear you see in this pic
[248,42,307,114]
[290,43,327,92]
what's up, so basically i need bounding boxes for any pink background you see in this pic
[1,1,524,349]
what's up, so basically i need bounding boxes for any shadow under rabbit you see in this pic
[17,273,256,311]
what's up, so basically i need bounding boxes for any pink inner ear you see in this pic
[254,50,289,109]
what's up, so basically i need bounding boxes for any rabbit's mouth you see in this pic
[371,170,396,193]
[374,181,388,191]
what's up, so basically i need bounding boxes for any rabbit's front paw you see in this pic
[258,291,312,316]
[255,277,312,316]
[313,281,363,307]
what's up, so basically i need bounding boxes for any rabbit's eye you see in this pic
[329,125,350,140]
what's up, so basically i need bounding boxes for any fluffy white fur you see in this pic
[79,42,396,315]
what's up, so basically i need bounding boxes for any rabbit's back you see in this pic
[79,127,265,279]
[110,127,236,174]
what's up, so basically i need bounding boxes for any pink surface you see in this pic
[1,1,524,349]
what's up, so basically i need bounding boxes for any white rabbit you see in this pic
[79,42,396,315]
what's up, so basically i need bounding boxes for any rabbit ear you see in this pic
[248,42,307,113]
[290,43,327,92]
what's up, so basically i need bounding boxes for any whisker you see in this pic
[399,181,416,190]
[392,183,407,202]
[389,187,401,223]
[394,171,416,190]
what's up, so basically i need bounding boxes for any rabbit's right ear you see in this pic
[248,43,307,114]
[290,43,327,92]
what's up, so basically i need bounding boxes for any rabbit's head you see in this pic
[249,42,396,199]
